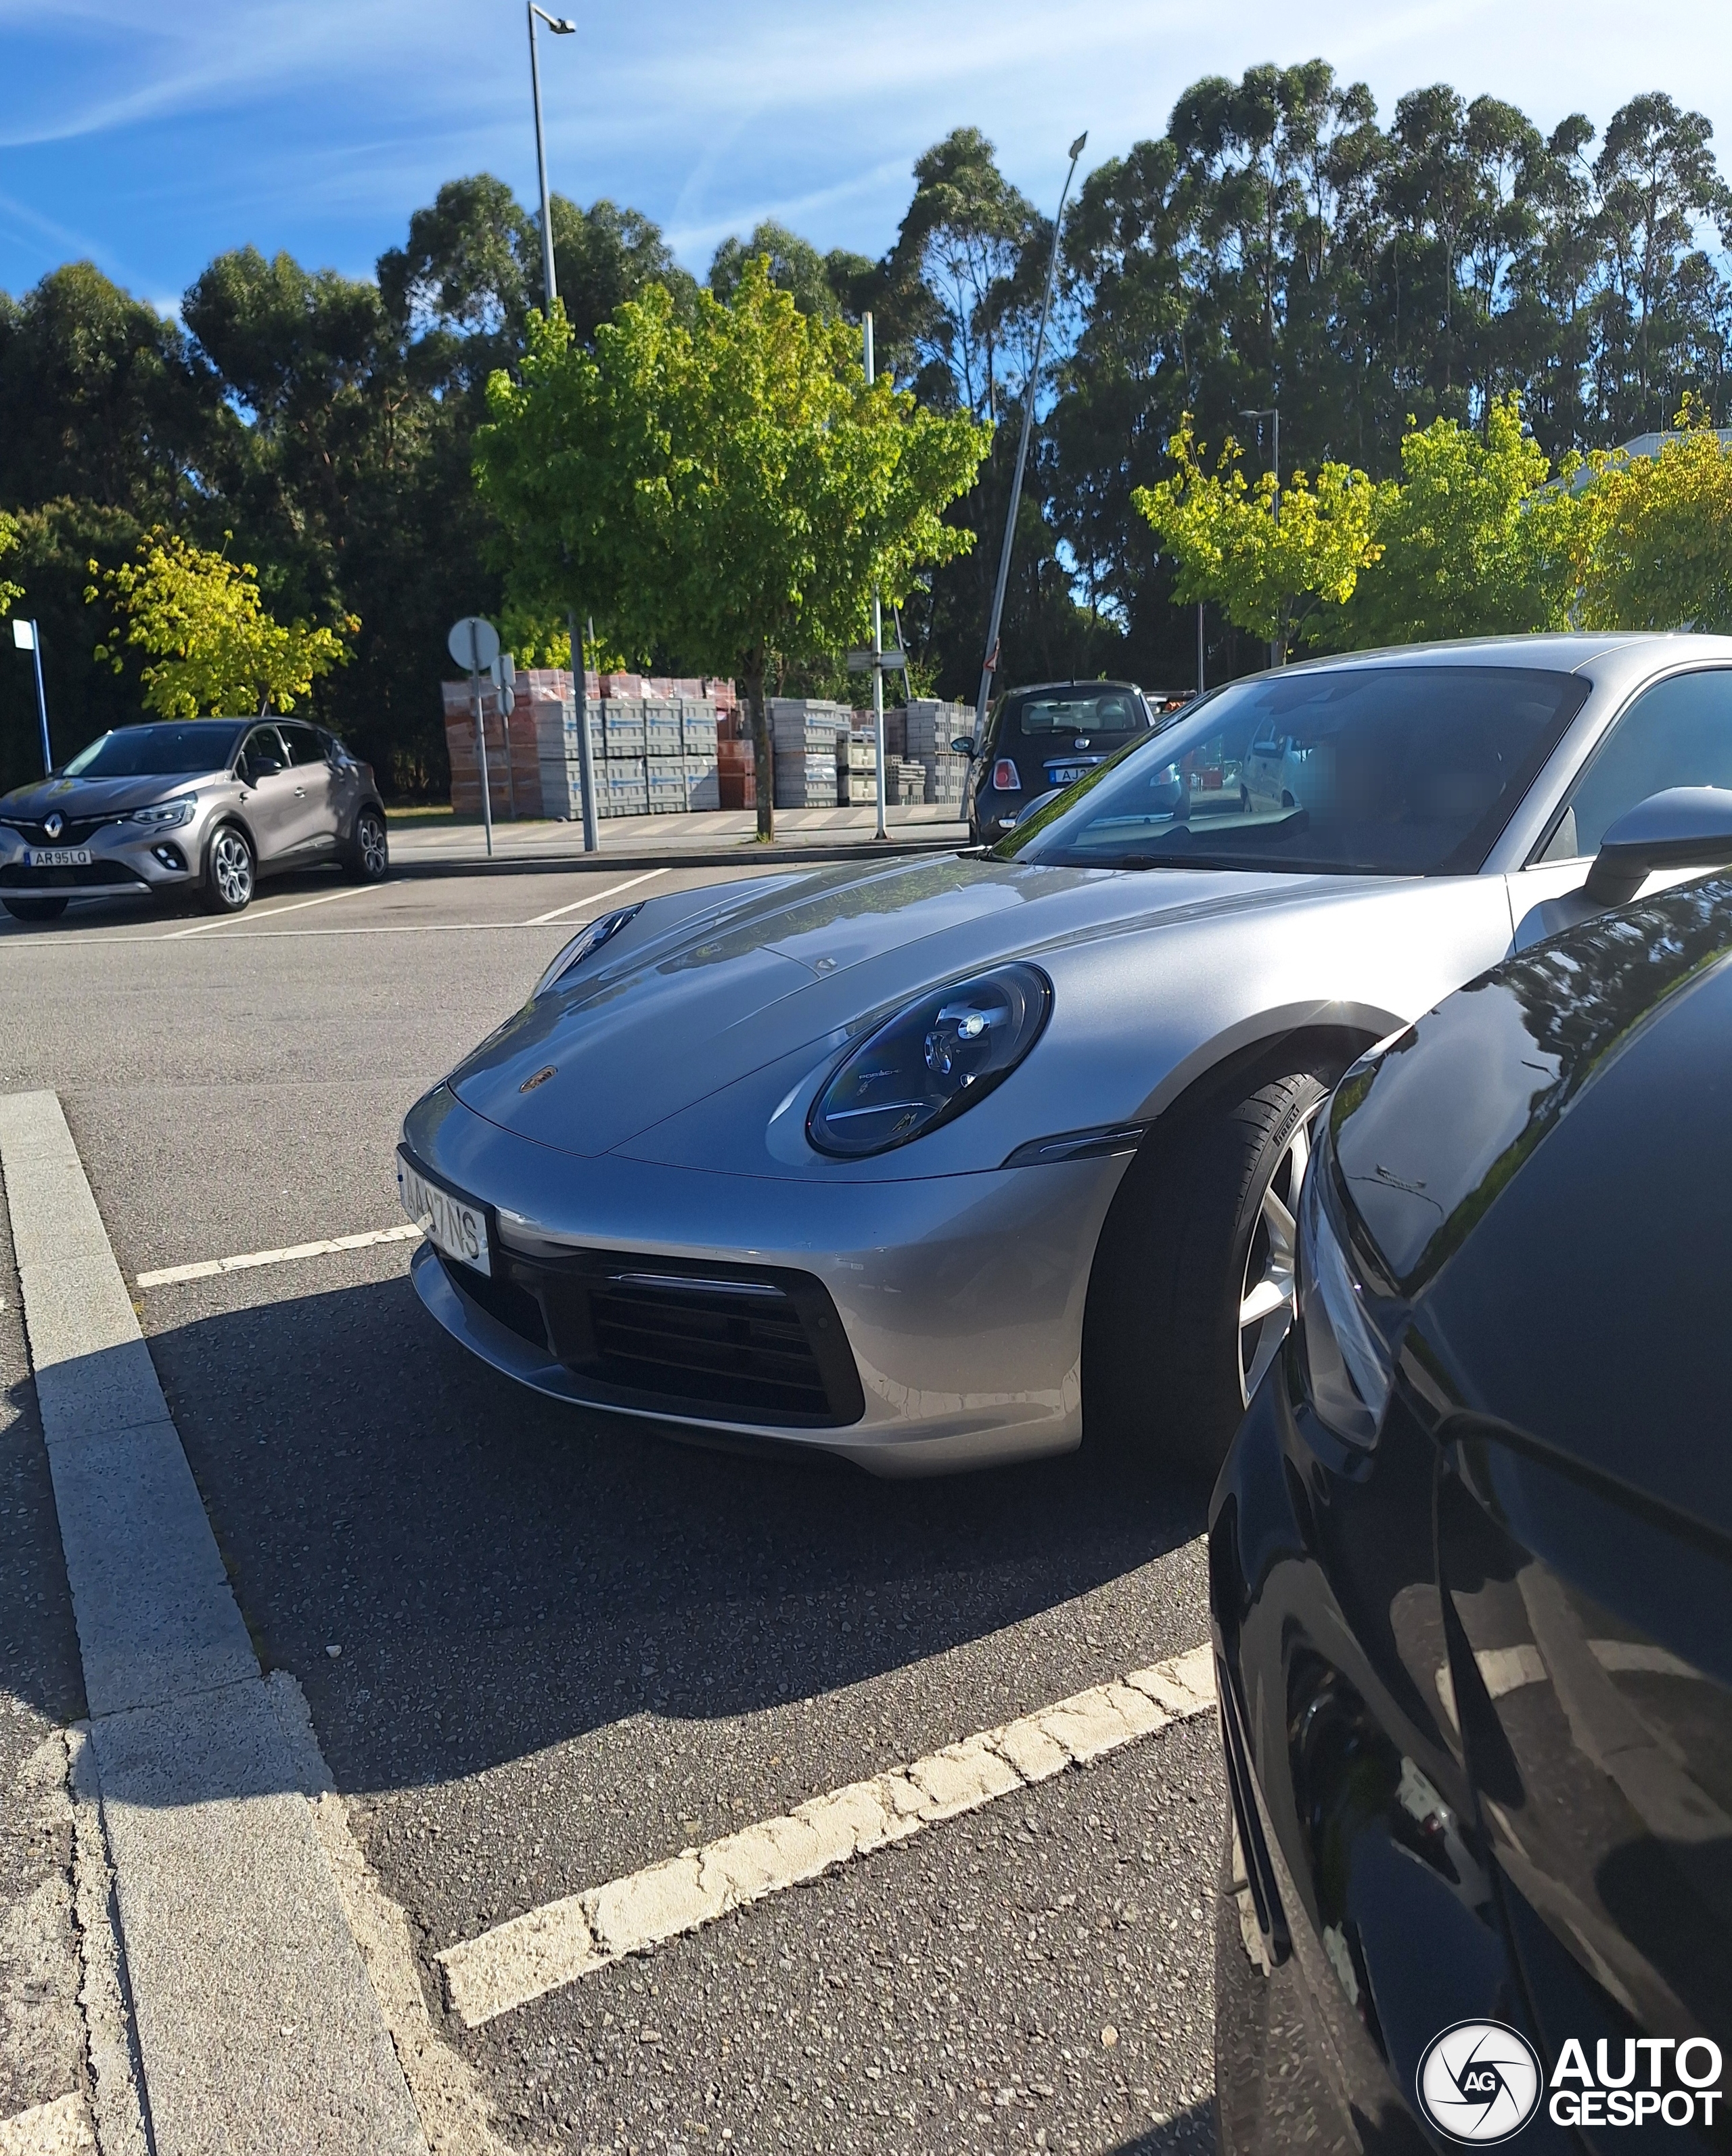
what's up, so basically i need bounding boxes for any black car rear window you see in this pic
[63,722,247,778]
[1003,688,1146,738]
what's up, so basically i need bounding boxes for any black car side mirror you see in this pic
[950,736,976,757]
[1584,786,1732,905]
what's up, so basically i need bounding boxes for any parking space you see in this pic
[0,857,1223,2155]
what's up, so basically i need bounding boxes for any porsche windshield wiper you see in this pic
[1075,851,1304,873]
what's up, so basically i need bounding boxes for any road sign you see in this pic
[846,647,908,673]
[447,616,500,671]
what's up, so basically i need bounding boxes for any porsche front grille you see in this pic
[437,1249,864,1427]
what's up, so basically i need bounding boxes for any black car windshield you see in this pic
[1005,687,1145,735]
[62,722,247,778]
[995,664,1590,876]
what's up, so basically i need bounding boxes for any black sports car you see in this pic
[1210,850,1732,2148]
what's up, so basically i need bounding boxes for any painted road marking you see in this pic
[438,1644,1216,2029]
[165,882,380,937]
[524,866,666,925]
[136,1223,421,1290]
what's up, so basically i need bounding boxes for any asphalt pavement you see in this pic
[0,859,1223,2155]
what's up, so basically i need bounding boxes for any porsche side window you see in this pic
[1541,669,1732,861]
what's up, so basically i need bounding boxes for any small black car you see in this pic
[1211,863,1732,2149]
[964,679,1183,843]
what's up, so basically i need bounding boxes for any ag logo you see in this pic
[1417,2021,1543,2143]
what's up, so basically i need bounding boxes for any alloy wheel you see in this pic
[358,810,388,877]
[211,829,253,909]
[1237,1100,1322,1408]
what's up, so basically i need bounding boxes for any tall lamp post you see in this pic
[527,4,574,308]
[526,2,600,853]
[1239,405,1280,667]
[972,130,1088,741]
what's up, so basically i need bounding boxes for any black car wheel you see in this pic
[1083,1066,1329,1478]
[346,805,389,882]
[205,824,255,914]
[2,896,69,922]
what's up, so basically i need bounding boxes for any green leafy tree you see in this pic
[1326,396,1581,644]
[0,513,20,617]
[88,530,357,717]
[710,223,846,320]
[1572,401,1732,631]
[1133,416,1386,658]
[477,259,989,837]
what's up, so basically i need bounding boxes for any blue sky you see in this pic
[3,0,1730,313]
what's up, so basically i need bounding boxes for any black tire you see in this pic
[204,824,255,914]
[346,804,389,882]
[2,896,68,922]
[1083,1066,1330,1480]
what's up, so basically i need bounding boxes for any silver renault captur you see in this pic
[0,717,388,921]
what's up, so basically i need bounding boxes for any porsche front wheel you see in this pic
[1084,1069,1329,1480]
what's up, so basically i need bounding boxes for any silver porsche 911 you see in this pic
[400,634,1732,1475]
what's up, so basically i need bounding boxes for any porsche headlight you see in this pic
[808,964,1050,1158]
[534,903,644,996]
[1296,1138,1398,1447]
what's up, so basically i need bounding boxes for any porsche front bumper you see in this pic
[403,1084,1132,1475]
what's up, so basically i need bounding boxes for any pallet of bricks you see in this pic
[837,715,878,806]
[769,699,852,808]
[905,698,973,813]
[593,674,730,818]
[442,675,552,817]
[443,669,731,819]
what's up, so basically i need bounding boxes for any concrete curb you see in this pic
[0,1092,430,2156]
[388,833,972,880]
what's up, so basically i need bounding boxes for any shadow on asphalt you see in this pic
[74,1269,1213,1796]
[1116,2103,1217,2153]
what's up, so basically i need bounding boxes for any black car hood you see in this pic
[1331,873,1732,1531]
[0,771,225,819]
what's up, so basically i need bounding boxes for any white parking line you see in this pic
[165,883,380,937]
[438,1643,1216,2028]
[523,866,666,926]
[135,1223,421,1289]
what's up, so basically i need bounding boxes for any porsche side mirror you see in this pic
[1584,786,1732,906]
[950,736,976,757]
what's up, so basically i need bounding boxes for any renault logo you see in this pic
[520,1066,557,1094]
[44,813,63,840]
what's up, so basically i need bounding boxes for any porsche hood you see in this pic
[445,853,1327,1159]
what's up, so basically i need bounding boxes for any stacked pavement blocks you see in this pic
[770,698,853,809]
[442,670,733,819]
[905,698,973,809]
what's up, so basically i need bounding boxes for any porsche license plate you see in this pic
[27,847,91,868]
[398,1156,491,1277]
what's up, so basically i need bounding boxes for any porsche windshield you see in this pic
[63,722,246,778]
[995,664,1589,876]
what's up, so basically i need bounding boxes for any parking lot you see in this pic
[0,857,1221,2156]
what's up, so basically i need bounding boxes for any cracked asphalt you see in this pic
[0,857,1225,2154]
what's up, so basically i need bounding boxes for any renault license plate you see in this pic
[398,1154,491,1277]
[27,847,91,868]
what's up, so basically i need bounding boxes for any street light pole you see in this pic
[864,314,888,843]
[972,130,1088,740]
[526,4,574,312]
[1239,405,1281,667]
[528,5,596,851]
